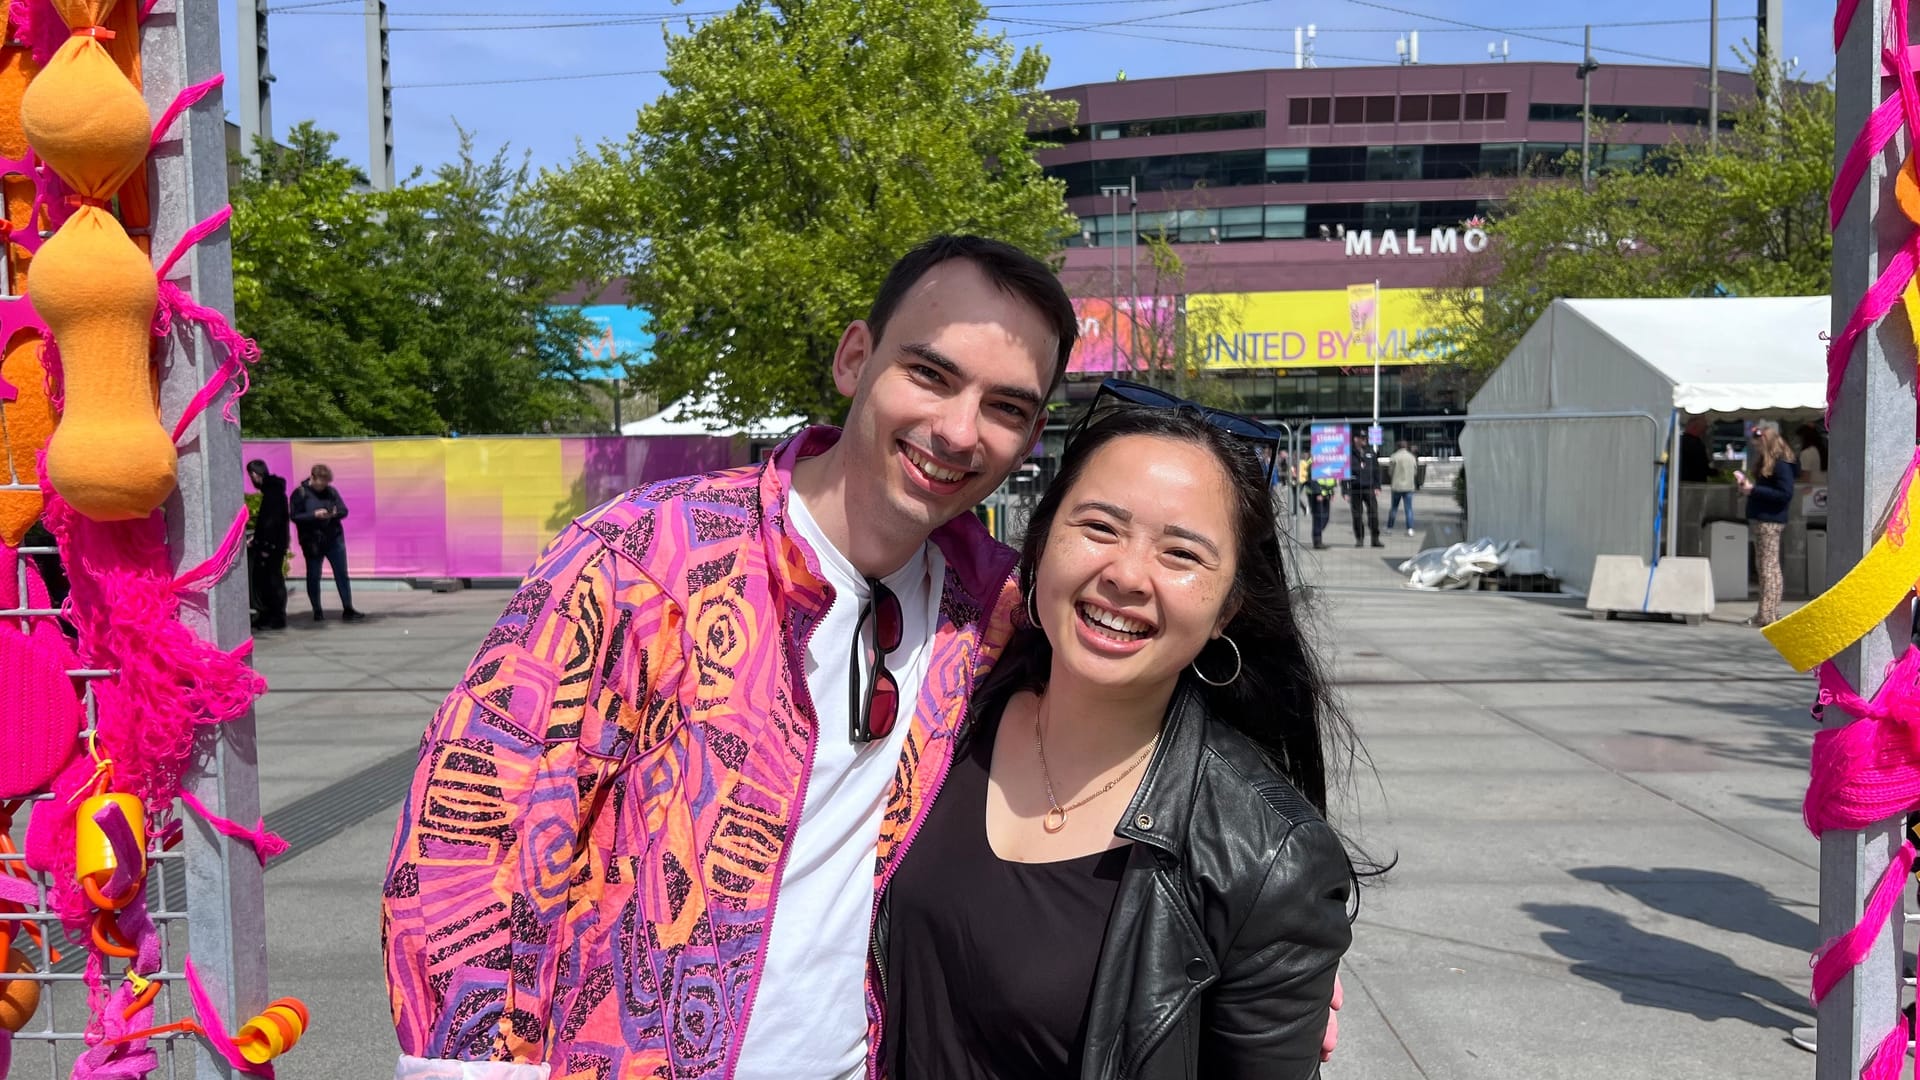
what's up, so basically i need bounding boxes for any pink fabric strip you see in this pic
[155,206,230,283]
[0,875,34,905]
[184,955,275,1077]
[179,791,288,866]
[1812,840,1918,1003]
[1839,0,1864,49]
[171,506,249,594]
[1888,0,1920,149]
[94,800,144,903]
[148,74,223,151]
[1862,1012,1909,1080]
[1827,234,1919,422]
[1832,95,1905,232]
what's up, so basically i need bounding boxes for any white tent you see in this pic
[1464,296,1828,594]
[620,394,806,439]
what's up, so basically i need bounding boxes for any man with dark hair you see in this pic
[384,235,1078,1078]
[246,459,290,630]
[1347,431,1384,548]
[290,462,364,623]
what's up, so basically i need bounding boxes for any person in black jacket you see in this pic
[1346,431,1383,548]
[290,463,364,623]
[1738,423,1798,628]
[246,460,290,630]
[882,400,1357,1080]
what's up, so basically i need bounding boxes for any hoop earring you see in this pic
[1191,634,1242,686]
[1026,587,1040,629]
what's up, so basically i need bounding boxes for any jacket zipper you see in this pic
[721,571,830,1080]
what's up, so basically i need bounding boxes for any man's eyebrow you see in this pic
[901,341,1044,407]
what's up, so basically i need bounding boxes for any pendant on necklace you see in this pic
[1043,805,1069,833]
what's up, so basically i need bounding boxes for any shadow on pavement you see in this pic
[1523,901,1809,1029]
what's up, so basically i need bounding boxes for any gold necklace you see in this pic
[1033,700,1160,833]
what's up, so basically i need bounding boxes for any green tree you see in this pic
[1428,67,1834,376]
[233,123,604,436]
[539,0,1079,425]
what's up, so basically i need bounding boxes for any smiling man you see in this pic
[381,236,1076,1079]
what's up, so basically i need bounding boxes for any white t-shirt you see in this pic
[732,490,946,1080]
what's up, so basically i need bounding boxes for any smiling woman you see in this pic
[880,400,1363,1080]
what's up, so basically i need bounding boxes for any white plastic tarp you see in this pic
[1464,296,1829,594]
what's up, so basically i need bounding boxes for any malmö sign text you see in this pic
[1345,227,1489,257]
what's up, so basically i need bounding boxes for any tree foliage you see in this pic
[233,123,604,437]
[1428,69,1834,375]
[538,0,1080,424]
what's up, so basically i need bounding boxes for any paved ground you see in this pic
[237,488,1827,1079]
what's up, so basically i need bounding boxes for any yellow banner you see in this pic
[1190,286,1465,370]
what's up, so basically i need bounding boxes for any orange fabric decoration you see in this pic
[0,945,36,1032]
[0,332,51,545]
[21,0,176,521]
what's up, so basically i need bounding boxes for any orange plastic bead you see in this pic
[234,998,309,1063]
[75,792,145,907]
[0,945,39,1032]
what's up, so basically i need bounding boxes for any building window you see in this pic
[1528,102,1733,129]
[1334,96,1366,124]
[1290,96,1332,125]
[1365,95,1396,123]
[1463,92,1507,121]
[1366,145,1423,181]
[1264,204,1307,239]
[1086,110,1267,142]
[1266,147,1309,183]
[1429,94,1462,122]
[1400,95,1430,122]
[1220,205,1264,240]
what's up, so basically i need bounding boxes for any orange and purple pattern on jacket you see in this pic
[381,429,1020,1078]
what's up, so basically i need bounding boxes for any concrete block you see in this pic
[1585,555,1714,624]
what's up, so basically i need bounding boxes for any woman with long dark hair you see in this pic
[1739,422,1799,628]
[880,383,1359,1079]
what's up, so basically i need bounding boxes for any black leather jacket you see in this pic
[877,680,1355,1080]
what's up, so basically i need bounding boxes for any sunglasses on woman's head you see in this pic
[1070,378,1284,483]
[850,577,902,744]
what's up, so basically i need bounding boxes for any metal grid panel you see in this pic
[0,550,192,1078]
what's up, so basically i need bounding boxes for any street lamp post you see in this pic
[1577,26,1600,190]
[1102,184,1130,376]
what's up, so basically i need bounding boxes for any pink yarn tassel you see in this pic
[1827,235,1920,424]
[179,791,288,866]
[172,506,249,594]
[150,75,224,150]
[1812,840,1917,1004]
[1805,646,1920,836]
[1832,95,1905,232]
[184,955,275,1077]
[1861,1011,1910,1080]
[155,206,231,282]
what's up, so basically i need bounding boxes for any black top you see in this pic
[289,481,349,551]
[1680,431,1711,482]
[1347,444,1381,490]
[1745,459,1798,524]
[251,474,289,550]
[885,721,1131,1080]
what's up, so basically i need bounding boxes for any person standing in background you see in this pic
[1385,440,1419,537]
[1738,424,1798,628]
[246,459,290,631]
[290,463,364,623]
[1347,432,1383,548]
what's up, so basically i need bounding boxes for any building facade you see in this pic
[1040,62,1755,451]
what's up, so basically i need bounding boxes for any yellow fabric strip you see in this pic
[1764,453,1920,671]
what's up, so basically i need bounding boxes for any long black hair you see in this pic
[981,404,1355,815]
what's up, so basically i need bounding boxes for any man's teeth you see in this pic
[1079,603,1151,637]
[905,445,965,483]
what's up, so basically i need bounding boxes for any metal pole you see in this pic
[234,0,270,163]
[612,377,622,432]
[1127,176,1138,378]
[365,0,394,190]
[146,0,273,1073]
[1369,279,1381,447]
[1666,410,1682,557]
[1820,0,1914,1069]
[1579,26,1597,190]
[1709,0,1721,147]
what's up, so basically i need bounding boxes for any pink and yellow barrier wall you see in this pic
[241,435,742,579]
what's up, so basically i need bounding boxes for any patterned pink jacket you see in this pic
[382,427,1020,1078]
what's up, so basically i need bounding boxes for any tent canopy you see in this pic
[620,394,806,439]
[1463,295,1829,594]
[1554,295,1829,418]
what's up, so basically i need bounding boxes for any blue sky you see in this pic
[221,0,1835,180]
